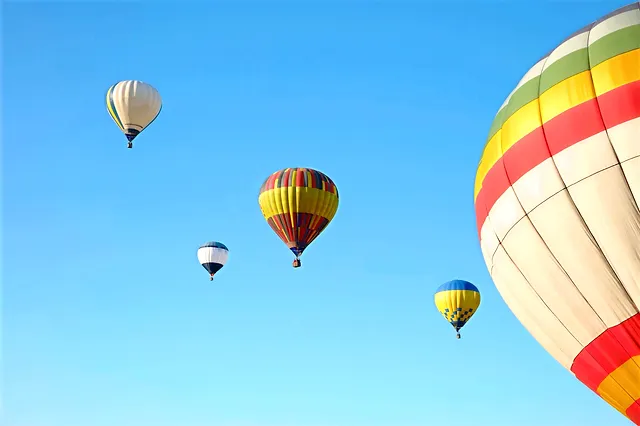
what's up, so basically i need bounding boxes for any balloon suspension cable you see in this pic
[456,332,461,339]
[292,257,301,268]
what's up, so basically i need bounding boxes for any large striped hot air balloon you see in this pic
[106,80,162,148]
[434,280,481,339]
[258,167,339,268]
[474,3,640,423]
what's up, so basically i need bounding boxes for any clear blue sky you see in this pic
[4,1,634,426]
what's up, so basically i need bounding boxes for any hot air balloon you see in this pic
[434,280,481,339]
[106,80,162,148]
[474,2,640,423]
[197,241,229,281]
[258,167,339,268]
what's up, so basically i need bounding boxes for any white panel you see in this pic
[511,157,565,213]
[502,215,607,346]
[544,32,589,71]
[112,80,162,130]
[553,131,618,186]
[567,165,640,309]
[620,156,640,211]
[527,189,636,326]
[590,8,640,44]
[514,59,546,91]
[197,247,229,266]
[480,220,501,270]
[487,187,526,240]
[608,117,640,162]
[491,246,582,369]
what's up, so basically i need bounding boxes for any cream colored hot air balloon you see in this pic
[105,80,162,148]
[474,3,640,424]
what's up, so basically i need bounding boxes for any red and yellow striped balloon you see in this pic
[258,167,339,268]
[475,3,640,423]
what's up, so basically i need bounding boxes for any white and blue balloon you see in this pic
[197,241,229,281]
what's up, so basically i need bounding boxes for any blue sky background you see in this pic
[3,1,635,426]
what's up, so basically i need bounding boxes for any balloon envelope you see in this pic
[106,80,162,147]
[474,3,640,423]
[197,241,229,280]
[258,167,339,266]
[434,280,480,338]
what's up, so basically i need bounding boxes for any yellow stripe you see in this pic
[474,48,640,200]
[596,356,640,414]
[501,98,543,159]
[592,48,640,96]
[258,187,339,219]
[434,289,481,314]
[474,130,504,198]
[539,71,595,123]
[106,86,124,131]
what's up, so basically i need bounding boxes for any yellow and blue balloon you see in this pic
[434,279,480,339]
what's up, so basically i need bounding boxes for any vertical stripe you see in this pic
[106,85,124,131]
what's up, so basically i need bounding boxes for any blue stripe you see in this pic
[199,241,228,250]
[434,279,479,294]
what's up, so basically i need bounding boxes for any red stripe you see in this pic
[475,80,640,235]
[261,168,337,191]
[261,173,276,192]
[283,168,292,188]
[570,313,640,392]
[267,216,288,243]
[309,170,317,189]
[626,400,640,425]
[267,213,329,249]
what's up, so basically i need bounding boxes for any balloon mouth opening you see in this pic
[125,131,140,142]
[288,245,306,257]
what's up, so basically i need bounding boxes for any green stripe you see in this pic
[485,76,540,142]
[107,85,124,130]
[539,48,589,94]
[502,77,541,123]
[589,24,640,67]
[485,103,509,143]
[484,23,640,144]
